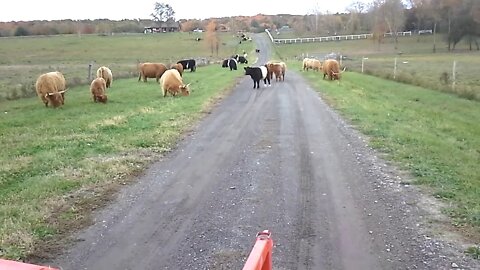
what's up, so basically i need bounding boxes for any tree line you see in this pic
[1,0,478,51]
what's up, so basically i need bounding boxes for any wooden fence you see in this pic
[265,29,414,44]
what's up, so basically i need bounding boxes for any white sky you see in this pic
[0,0,369,22]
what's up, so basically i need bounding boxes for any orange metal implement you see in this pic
[0,259,59,270]
[242,230,273,270]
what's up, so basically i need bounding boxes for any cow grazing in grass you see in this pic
[90,77,107,103]
[96,66,113,88]
[266,61,287,81]
[244,66,270,89]
[303,58,322,72]
[35,71,67,108]
[160,69,190,97]
[322,59,345,80]
[170,63,184,77]
[138,62,168,83]
[222,58,238,71]
[177,59,196,72]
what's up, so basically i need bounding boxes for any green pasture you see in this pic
[0,32,254,101]
[291,63,480,241]
[0,32,253,260]
[0,64,247,259]
[273,35,480,100]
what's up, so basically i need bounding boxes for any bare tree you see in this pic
[346,1,367,34]
[370,0,388,50]
[151,2,175,24]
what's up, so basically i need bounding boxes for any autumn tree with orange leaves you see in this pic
[205,20,219,56]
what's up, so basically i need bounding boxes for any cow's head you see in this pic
[45,90,66,107]
[96,94,108,103]
[180,83,190,96]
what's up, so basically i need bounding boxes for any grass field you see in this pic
[287,61,480,242]
[0,32,253,101]
[0,32,252,260]
[0,65,247,259]
[273,35,480,100]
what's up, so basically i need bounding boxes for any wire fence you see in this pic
[295,52,480,101]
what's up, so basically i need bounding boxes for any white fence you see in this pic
[265,29,416,44]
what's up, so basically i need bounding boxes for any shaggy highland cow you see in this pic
[96,66,113,88]
[138,62,168,83]
[35,71,67,108]
[160,69,190,97]
[90,77,108,103]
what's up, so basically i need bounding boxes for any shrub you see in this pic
[14,26,30,36]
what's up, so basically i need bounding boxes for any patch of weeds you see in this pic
[465,246,480,259]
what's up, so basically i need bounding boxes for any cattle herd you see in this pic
[34,52,345,108]
[34,58,197,108]
[303,57,345,81]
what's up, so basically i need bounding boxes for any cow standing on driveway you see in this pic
[244,66,270,89]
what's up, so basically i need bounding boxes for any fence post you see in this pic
[452,60,456,90]
[362,57,368,73]
[242,230,273,270]
[394,57,397,79]
[88,62,93,82]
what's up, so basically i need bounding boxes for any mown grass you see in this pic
[0,32,254,101]
[0,63,246,260]
[273,35,480,100]
[293,66,480,238]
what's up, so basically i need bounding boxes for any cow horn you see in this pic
[341,67,347,73]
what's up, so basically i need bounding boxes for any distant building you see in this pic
[144,18,180,33]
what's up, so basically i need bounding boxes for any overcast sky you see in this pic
[0,0,370,22]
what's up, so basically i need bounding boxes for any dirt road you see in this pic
[53,34,478,269]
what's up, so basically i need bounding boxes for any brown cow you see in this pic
[90,77,107,103]
[322,59,345,80]
[266,61,287,81]
[303,58,322,72]
[160,69,190,97]
[170,63,184,77]
[96,66,113,88]
[138,62,168,83]
[35,71,67,108]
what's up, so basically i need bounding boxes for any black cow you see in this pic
[238,56,248,64]
[177,59,196,72]
[231,54,248,64]
[244,66,270,89]
[255,49,260,53]
[222,58,237,71]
